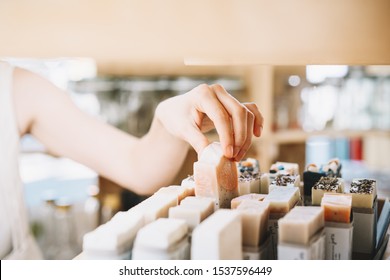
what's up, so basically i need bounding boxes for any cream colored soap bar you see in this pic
[132,218,189,260]
[236,200,270,247]
[264,187,300,213]
[169,197,214,231]
[132,192,179,224]
[311,177,344,206]
[238,176,260,195]
[83,210,144,259]
[179,196,215,219]
[278,206,324,245]
[349,179,376,209]
[181,175,196,190]
[194,142,239,209]
[321,193,352,223]
[191,209,242,260]
[156,185,195,204]
[231,193,267,209]
[260,173,270,194]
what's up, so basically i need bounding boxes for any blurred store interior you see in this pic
[1,0,390,259]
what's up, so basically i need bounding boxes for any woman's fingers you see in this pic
[244,102,264,137]
[235,109,254,161]
[211,84,251,158]
[192,84,234,158]
[188,84,264,160]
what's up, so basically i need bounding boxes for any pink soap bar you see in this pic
[194,142,238,209]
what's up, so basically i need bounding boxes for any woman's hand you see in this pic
[155,84,264,161]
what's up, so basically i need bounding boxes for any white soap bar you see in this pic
[156,185,195,204]
[231,193,267,209]
[191,209,242,260]
[236,200,270,247]
[181,175,196,190]
[132,192,179,224]
[83,210,144,257]
[260,173,270,194]
[278,206,324,245]
[321,193,352,223]
[179,196,215,220]
[169,197,214,231]
[312,177,344,206]
[349,179,376,209]
[194,142,239,208]
[264,187,300,213]
[133,218,188,250]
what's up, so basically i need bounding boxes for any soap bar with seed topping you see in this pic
[321,193,352,223]
[349,179,376,209]
[238,175,261,195]
[191,209,242,260]
[264,187,300,213]
[231,193,267,209]
[269,174,301,194]
[278,206,324,245]
[311,177,344,206]
[194,142,239,209]
[237,200,270,247]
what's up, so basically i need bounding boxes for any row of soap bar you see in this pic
[312,177,377,209]
[82,184,195,259]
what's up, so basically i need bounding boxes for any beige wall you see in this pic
[1,0,389,71]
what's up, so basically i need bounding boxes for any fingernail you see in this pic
[226,145,234,158]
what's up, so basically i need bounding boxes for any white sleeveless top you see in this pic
[0,61,42,259]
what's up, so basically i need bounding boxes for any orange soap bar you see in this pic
[321,193,352,223]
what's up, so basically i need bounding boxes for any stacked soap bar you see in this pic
[236,158,268,195]
[278,206,324,245]
[169,196,214,231]
[349,179,377,209]
[82,210,144,259]
[303,159,342,199]
[264,187,300,214]
[231,193,267,209]
[311,177,344,206]
[321,193,352,223]
[194,142,239,209]
[155,185,195,204]
[133,185,193,224]
[321,193,353,260]
[132,218,190,260]
[191,209,242,259]
[236,200,270,247]
[269,174,300,194]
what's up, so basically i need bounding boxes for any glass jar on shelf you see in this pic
[118,77,162,137]
[53,198,79,260]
